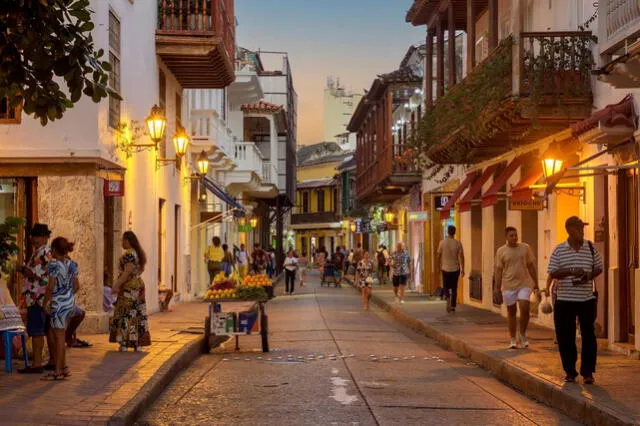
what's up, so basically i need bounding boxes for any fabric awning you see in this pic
[458,164,500,212]
[202,177,245,211]
[481,155,530,207]
[439,171,480,220]
[510,163,543,202]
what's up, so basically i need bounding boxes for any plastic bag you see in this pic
[530,289,541,315]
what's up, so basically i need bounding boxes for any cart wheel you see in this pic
[203,316,211,353]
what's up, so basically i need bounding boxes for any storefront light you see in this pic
[145,104,167,145]
[350,222,356,232]
[250,217,258,228]
[541,157,563,179]
[197,150,209,175]
[384,211,396,223]
[173,126,189,158]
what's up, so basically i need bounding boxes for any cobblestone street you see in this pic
[140,274,577,426]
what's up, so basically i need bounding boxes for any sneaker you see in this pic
[564,374,577,383]
[519,334,529,348]
[583,376,595,384]
[508,338,517,349]
[400,300,405,304]
[119,345,128,352]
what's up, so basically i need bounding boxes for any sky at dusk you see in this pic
[234,0,425,146]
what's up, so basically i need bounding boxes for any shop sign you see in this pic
[407,211,428,222]
[356,219,373,234]
[238,224,253,233]
[508,197,544,211]
[104,179,124,197]
[434,195,450,210]
[376,224,388,233]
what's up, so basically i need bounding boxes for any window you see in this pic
[158,69,167,157]
[317,190,325,212]
[108,11,121,129]
[302,192,309,213]
[0,98,20,124]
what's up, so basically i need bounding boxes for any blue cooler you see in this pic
[238,312,258,333]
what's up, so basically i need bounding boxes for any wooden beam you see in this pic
[488,0,498,50]
[448,3,456,87]
[436,14,445,98]
[425,29,434,108]
[466,0,475,73]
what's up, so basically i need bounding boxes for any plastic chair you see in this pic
[2,328,29,373]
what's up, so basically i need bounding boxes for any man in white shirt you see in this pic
[236,244,249,278]
[436,226,465,313]
[283,250,298,295]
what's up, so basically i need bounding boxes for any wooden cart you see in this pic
[203,298,269,353]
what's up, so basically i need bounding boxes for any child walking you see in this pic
[42,237,78,381]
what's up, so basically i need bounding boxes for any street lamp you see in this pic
[197,150,210,175]
[541,156,563,179]
[350,222,357,232]
[157,126,189,169]
[250,217,258,228]
[146,105,167,146]
[385,211,396,223]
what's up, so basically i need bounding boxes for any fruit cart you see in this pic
[203,272,273,353]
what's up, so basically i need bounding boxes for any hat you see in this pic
[30,223,51,237]
[565,216,588,229]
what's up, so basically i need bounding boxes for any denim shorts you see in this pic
[26,305,49,337]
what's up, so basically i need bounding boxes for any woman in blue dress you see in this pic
[42,237,79,381]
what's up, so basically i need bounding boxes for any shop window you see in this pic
[317,190,325,212]
[108,11,121,129]
[302,192,309,213]
[0,98,21,124]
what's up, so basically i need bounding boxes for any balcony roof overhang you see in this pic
[595,41,640,89]
[357,173,422,205]
[228,71,263,108]
[406,0,486,28]
[155,32,235,89]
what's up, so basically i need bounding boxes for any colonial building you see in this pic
[0,0,236,330]
[407,0,640,352]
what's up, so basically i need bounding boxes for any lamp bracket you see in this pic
[115,120,158,158]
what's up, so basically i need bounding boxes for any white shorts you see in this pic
[502,287,531,306]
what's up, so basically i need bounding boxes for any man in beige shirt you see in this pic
[494,226,538,349]
[436,226,465,313]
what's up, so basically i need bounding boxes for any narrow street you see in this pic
[140,274,577,426]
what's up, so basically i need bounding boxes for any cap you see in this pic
[565,216,588,229]
[30,223,52,237]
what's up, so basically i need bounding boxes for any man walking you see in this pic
[332,246,345,286]
[391,242,411,303]
[436,225,465,313]
[494,226,538,349]
[547,216,602,384]
[376,244,389,285]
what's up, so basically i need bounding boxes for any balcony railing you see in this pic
[234,142,263,173]
[262,161,277,185]
[601,0,640,53]
[158,0,235,62]
[356,143,419,200]
[190,109,234,157]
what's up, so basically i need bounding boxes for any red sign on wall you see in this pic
[104,179,125,197]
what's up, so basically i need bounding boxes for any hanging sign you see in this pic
[104,179,125,197]
[434,195,450,210]
[407,211,428,222]
[238,225,253,233]
[508,197,544,211]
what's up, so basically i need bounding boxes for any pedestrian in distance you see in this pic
[493,226,538,349]
[283,249,298,295]
[547,216,602,384]
[391,242,411,304]
[251,244,267,275]
[356,251,375,310]
[236,243,249,278]
[316,246,326,276]
[298,250,309,287]
[18,223,53,374]
[41,237,78,381]
[109,231,151,352]
[436,225,465,313]
[221,243,234,276]
[204,236,224,284]
[376,245,387,285]
[332,246,345,286]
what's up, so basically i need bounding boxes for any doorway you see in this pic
[618,169,637,343]
[173,204,181,293]
[158,198,166,285]
[593,173,609,338]
[104,197,115,288]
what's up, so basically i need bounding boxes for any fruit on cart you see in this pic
[242,274,272,287]
[212,271,228,284]
[236,286,267,300]
[204,288,238,301]
[211,279,235,291]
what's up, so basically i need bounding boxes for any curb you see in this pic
[347,281,635,426]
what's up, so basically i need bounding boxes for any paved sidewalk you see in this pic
[0,301,208,425]
[352,283,640,426]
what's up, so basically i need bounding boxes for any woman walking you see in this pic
[109,231,151,352]
[298,251,309,287]
[204,236,224,284]
[356,251,374,310]
[42,237,78,381]
[221,243,234,276]
[283,250,298,295]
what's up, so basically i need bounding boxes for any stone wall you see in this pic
[38,175,110,332]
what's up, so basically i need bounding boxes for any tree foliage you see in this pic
[0,0,121,125]
[0,217,23,279]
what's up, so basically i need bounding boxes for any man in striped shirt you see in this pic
[547,216,602,384]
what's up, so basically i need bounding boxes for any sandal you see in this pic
[62,366,72,378]
[41,373,66,381]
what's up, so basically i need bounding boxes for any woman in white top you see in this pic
[283,250,298,295]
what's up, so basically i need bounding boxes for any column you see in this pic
[466,0,475,74]
[425,28,434,107]
[436,14,445,98]
[488,0,498,50]
[268,115,278,184]
[448,4,456,87]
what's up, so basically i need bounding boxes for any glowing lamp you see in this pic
[173,126,189,158]
[350,223,357,232]
[197,150,209,175]
[145,104,167,145]
[542,157,563,179]
[385,211,396,223]
[249,217,258,228]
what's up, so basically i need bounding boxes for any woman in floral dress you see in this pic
[356,251,375,310]
[109,231,151,352]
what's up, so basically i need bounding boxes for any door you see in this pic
[593,174,608,338]
[104,196,115,288]
[618,170,637,343]
[173,205,181,293]
[158,198,166,285]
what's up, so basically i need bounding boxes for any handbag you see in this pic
[587,241,599,319]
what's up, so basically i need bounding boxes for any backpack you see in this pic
[377,250,386,266]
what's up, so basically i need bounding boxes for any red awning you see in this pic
[510,163,543,202]
[439,171,480,220]
[571,94,635,137]
[481,154,531,207]
[458,164,500,212]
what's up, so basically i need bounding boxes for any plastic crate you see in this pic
[238,312,258,333]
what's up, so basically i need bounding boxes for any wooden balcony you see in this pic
[425,32,594,164]
[156,0,235,89]
[291,211,340,225]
